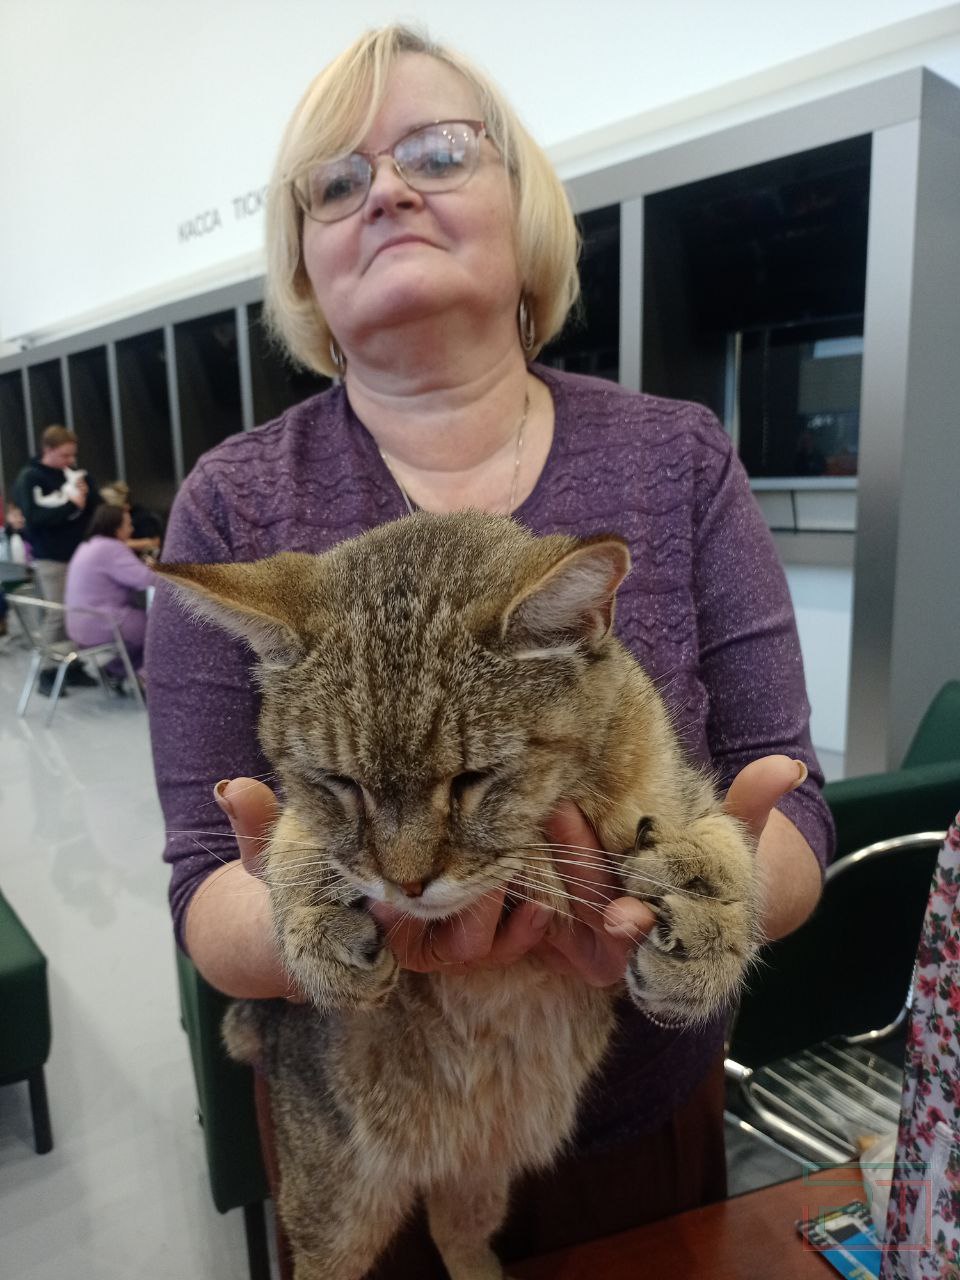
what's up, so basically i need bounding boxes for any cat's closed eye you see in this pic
[450,769,495,810]
[320,773,364,806]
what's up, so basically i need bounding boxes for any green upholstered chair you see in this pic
[726,681,960,1162]
[175,947,270,1280]
[0,889,53,1154]
[825,679,960,857]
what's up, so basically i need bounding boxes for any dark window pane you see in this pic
[117,330,176,518]
[248,302,330,423]
[540,204,620,383]
[174,311,242,474]
[738,326,862,478]
[642,136,870,477]
[28,359,65,432]
[68,346,117,485]
[0,372,30,500]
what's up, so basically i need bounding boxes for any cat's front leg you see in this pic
[276,895,399,1012]
[264,810,398,1011]
[621,812,759,1023]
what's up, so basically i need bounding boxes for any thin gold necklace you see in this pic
[379,392,530,517]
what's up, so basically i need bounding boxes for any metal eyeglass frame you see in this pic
[291,119,488,223]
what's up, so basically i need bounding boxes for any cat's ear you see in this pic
[156,553,320,661]
[501,536,631,656]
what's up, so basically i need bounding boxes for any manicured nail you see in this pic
[790,760,808,790]
[213,779,235,819]
[530,905,552,931]
[604,907,640,938]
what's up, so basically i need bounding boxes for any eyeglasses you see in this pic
[292,119,488,223]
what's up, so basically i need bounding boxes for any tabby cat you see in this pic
[160,511,759,1280]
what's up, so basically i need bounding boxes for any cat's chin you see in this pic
[364,880,503,921]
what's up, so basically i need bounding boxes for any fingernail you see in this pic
[530,905,552,931]
[790,760,808,791]
[604,920,637,938]
[604,907,640,938]
[214,779,235,819]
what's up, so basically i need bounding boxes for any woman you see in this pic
[65,503,153,673]
[100,479,164,555]
[148,24,833,1270]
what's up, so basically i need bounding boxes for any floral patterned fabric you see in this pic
[882,812,960,1279]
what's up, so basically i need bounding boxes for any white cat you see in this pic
[33,467,87,509]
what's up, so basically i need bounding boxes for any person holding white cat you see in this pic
[14,424,101,694]
[149,24,835,1273]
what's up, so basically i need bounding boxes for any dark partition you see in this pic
[0,371,30,501]
[174,310,242,474]
[642,136,870,477]
[27,359,66,434]
[68,346,117,488]
[540,203,620,383]
[116,330,176,518]
[248,302,330,424]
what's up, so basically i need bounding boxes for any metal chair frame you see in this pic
[8,595,145,726]
[725,830,946,1165]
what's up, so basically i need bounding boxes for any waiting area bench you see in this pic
[0,889,53,1154]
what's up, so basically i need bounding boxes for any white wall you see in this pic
[3,0,960,342]
[784,566,855,760]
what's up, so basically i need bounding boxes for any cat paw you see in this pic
[622,814,758,1023]
[282,902,399,1011]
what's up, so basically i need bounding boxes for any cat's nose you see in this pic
[397,880,424,899]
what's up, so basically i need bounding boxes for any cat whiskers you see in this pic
[503,878,597,928]
[513,848,725,903]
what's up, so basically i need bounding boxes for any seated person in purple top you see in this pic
[65,503,154,674]
[147,24,834,1265]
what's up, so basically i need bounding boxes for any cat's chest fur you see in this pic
[306,964,616,1184]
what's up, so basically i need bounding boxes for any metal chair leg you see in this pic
[93,660,112,703]
[45,661,70,727]
[242,1201,272,1280]
[27,1067,53,1154]
[17,651,44,717]
[115,639,145,710]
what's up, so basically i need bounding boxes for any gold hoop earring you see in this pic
[329,337,347,378]
[518,294,536,354]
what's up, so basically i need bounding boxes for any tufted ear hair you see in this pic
[156,553,323,661]
[500,536,631,658]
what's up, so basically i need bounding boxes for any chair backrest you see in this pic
[728,831,944,1069]
[175,948,268,1213]
[901,680,960,769]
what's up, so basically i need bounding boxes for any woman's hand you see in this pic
[365,802,640,985]
[206,755,808,996]
[214,776,278,879]
[372,754,808,984]
[186,776,307,1001]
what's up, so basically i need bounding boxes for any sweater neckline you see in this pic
[339,362,569,522]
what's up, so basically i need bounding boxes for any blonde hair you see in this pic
[264,25,580,376]
[101,480,131,507]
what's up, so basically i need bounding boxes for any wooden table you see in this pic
[513,1168,868,1279]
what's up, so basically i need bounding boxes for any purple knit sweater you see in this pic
[148,365,833,1144]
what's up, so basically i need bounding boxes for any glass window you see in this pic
[174,311,242,475]
[68,346,117,486]
[539,203,620,383]
[248,301,330,424]
[116,330,177,518]
[0,371,30,499]
[642,137,870,477]
[27,359,65,433]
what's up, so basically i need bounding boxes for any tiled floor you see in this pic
[0,631,811,1278]
[0,638,254,1279]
